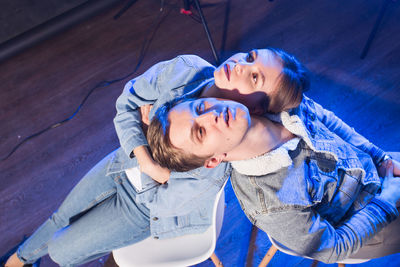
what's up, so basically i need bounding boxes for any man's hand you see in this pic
[378,161,400,207]
[378,158,400,177]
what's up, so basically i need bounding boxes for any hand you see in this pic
[378,158,400,178]
[393,159,400,177]
[5,252,24,267]
[140,104,153,126]
[134,145,170,184]
[141,161,170,184]
[378,161,400,206]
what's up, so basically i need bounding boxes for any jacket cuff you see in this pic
[369,146,387,165]
[122,135,149,158]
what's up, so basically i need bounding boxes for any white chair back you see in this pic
[113,182,226,267]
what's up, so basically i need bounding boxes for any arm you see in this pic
[307,96,386,165]
[261,198,397,263]
[258,164,399,263]
[113,55,214,179]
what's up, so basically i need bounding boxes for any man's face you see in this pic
[213,49,283,114]
[168,98,251,161]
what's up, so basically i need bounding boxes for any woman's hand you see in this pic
[141,161,171,184]
[140,104,152,125]
[140,104,153,136]
[133,145,170,184]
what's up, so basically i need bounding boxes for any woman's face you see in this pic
[214,49,283,114]
[168,98,251,159]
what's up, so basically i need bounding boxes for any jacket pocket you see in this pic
[175,208,211,228]
[306,160,325,203]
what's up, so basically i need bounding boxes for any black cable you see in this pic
[1,3,171,162]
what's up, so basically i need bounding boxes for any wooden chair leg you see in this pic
[310,259,319,267]
[258,244,278,267]
[210,252,223,267]
[337,264,345,267]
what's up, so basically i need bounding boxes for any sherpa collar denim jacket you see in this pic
[231,95,398,263]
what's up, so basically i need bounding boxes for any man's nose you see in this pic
[197,110,218,125]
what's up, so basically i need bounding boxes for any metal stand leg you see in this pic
[360,0,390,59]
[113,0,139,20]
[192,0,220,64]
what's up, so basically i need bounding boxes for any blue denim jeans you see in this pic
[17,151,151,266]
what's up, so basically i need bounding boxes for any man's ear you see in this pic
[204,154,227,169]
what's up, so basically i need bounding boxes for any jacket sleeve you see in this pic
[113,55,214,157]
[308,96,386,164]
[256,197,398,263]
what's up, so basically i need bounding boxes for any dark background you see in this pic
[1,0,399,266]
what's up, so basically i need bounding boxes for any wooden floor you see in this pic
[1,0,399,266]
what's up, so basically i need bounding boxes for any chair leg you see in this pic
[258,245,278,267]
[310,259,319,267]
[337,264,345,267]
[210,252,223,267]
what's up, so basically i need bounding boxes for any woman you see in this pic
[147,95,400,263]
[4,47,307,266]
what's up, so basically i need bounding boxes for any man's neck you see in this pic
[225,116,294,161]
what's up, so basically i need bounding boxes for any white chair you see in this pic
[112,183,226,267]
[259,234,369,267]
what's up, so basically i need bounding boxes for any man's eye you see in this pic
[246,52,255,62]
[199,127,205,138]
[252,73,258,83]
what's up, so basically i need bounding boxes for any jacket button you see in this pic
[153,217,159,221]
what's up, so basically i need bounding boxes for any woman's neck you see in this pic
[200,82,222,98]
[225,116,295,161]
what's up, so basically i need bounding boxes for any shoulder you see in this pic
[177,55,214,69]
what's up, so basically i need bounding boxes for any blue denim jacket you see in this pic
[109,55,231,239]
[231,95,398,263]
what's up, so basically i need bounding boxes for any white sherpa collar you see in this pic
[231,137,301,176]
[231,110,338,176]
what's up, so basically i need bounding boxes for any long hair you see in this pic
[267,47,310,113]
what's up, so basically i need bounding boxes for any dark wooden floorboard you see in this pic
[1,0,399,266]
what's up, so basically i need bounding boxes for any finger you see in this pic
[386,160,394,178]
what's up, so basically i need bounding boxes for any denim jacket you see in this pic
[231,95,398,263]
[109,55,230,239]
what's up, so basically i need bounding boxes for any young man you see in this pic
[148,96,400,263]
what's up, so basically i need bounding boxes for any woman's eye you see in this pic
[252,73,258,83]
[246,52,255,62]
[196,102,205,114]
